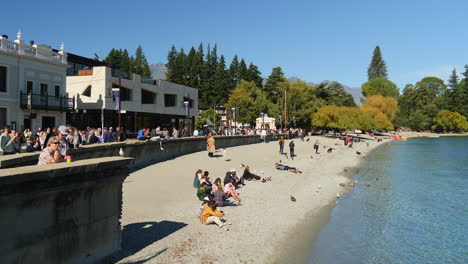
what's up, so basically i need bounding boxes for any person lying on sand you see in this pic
[324,146,336,153]
[242,166,271,183]
[275,162,302,173]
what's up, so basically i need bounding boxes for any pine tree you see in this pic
[447,68,459,91]
[212,55,231,105]
[134,45,151,78]
[367,46,388,80]
[230,55,240,84]
[166,45,178,82]
[264,67,286,100]
[239,59,248,81]
[246,63,263,88]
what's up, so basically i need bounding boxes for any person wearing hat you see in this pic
[57,125,70,157]
[223,168,244,188]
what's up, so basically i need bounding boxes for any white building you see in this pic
[255,114,276,129]
[66,62,198,131]
[0,32,71,132]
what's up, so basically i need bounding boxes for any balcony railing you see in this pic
[20,92,74,112]
[0,37,67,65]
[111,68,132,80]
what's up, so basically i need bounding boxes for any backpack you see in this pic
[193,175,200,188]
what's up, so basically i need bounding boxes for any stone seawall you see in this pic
[0,157,132,264]
[0,135,274,169]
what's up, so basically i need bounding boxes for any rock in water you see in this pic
[290,195,296,202]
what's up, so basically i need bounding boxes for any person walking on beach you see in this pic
[279,136,285,154]
[314,139,320,154]
[207,132,215,157]
[289,140,295,160]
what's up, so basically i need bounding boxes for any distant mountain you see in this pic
[149,63,167,80]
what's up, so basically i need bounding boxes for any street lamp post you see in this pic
[184,99,190,135]
[260,112,265,129]
[231,107,236,135]
[279,115,283,131]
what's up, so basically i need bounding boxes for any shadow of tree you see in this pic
[102,221,187,263]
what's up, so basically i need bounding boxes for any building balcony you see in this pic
[0,38,67,65]
[20,92,74,112]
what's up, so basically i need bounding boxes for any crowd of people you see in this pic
[194,164,271,231]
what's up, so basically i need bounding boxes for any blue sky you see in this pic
[3,0,467,89]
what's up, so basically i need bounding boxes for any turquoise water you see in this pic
[309,137,468,264]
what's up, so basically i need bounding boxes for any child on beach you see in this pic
[200,200,230,231]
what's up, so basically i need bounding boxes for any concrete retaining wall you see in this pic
[0,135,274,169]
[0,157,132,264]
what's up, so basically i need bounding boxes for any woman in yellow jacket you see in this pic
[200,200,229,230]
[207,132,215,157]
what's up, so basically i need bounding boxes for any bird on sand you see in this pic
[290,195,296,202]
[336,193,340,198]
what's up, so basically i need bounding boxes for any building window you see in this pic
[141,89,156,104]
[120,87,132,101]
[55,85,60,97]
[0,66,6,93]
[26,81,33,94]
[164,94,177,107]
[82,85,92,97]
[40,83,48,96]
[183,97,194,108]
[0,108,6,128]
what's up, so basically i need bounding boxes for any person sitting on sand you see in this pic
[224,168,244,188]
[213,178,226,207]
[197,182,209,201]
[242,166,270,182]
[275,162,302,173]
[200,200,229,231]
[193,169,203,188]
[200,171,213,192]
[224,181,242,205]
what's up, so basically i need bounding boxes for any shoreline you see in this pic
[267,148,386,264]
[109,135,388,264]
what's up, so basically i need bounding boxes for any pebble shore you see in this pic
[106,135,385,264]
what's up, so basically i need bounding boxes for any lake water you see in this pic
[308,137,468,264]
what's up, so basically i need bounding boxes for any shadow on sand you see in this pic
[102,220,187,264]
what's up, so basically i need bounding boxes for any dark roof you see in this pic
[53,49,109,67]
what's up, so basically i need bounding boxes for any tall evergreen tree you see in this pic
[239,59,248,81]
[246,63,263,88]
[134,45,151,78]
[367,46,388,80]
[166,45,178,82]
[230,55,240,85]
[447,68,459,91]
[212,55,231,105]
[264,67,286,102]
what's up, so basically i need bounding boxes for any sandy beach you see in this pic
[106,135,385,264]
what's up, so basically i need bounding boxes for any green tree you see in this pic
[317,81,357,107]
[246,63,263,88]
[134,45,151,78]
[432,110,467,132]
[212,55,232,105]
[225,81,256,124]
[448,68,459,91]
[238,59,248,82]
[361,77,399,98]
[264,67,287,103]
[367,46,388,80]
[230,55,240,85]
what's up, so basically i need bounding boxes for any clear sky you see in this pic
[3,0,467,89]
